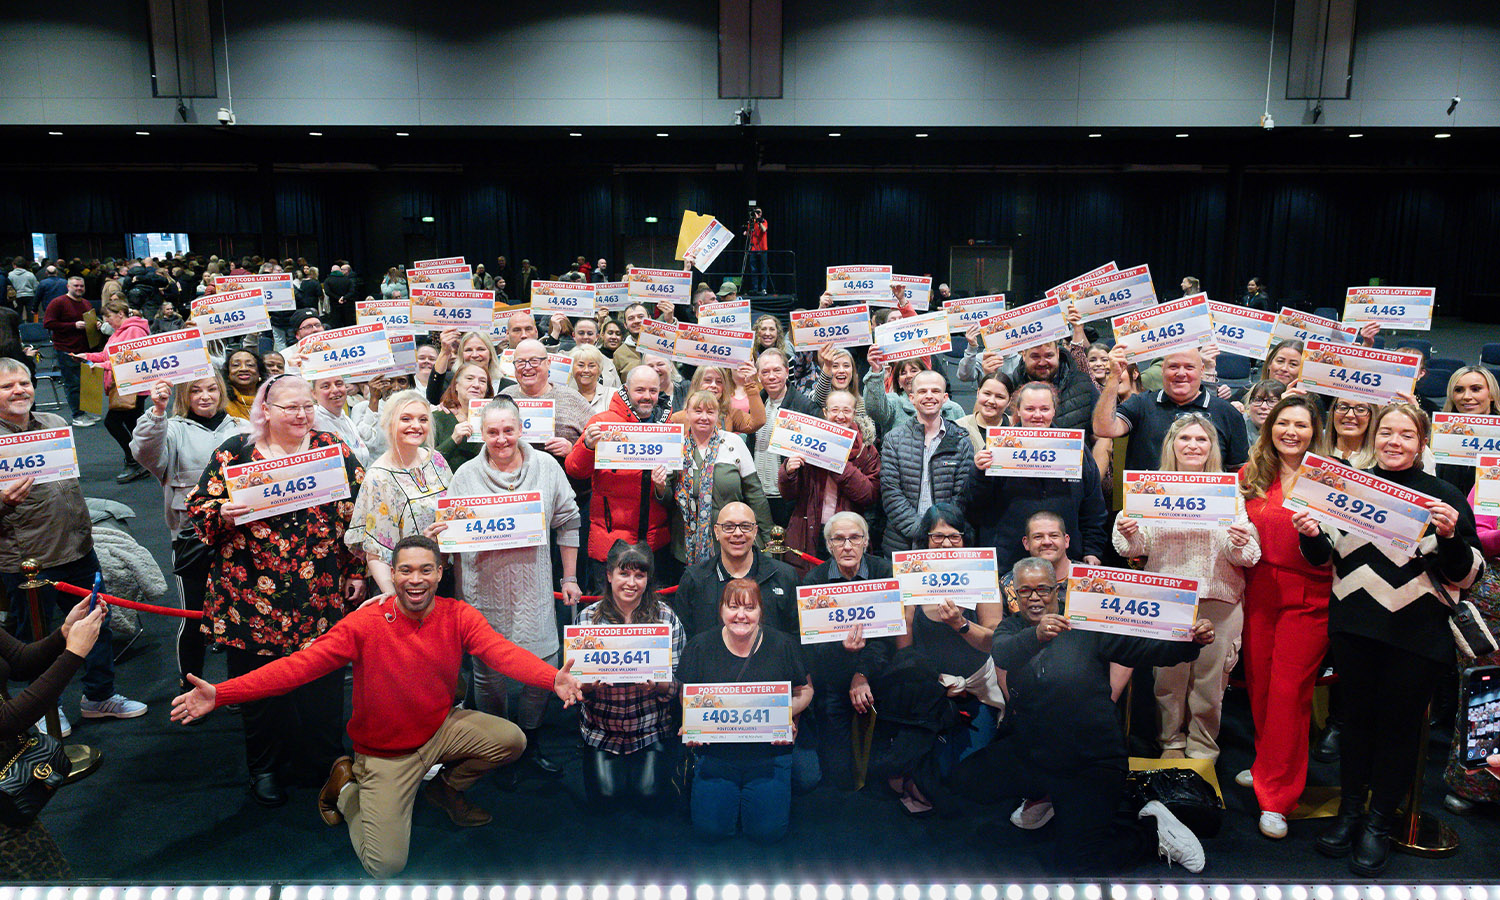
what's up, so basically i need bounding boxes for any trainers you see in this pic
[79,694,148,719]
[1235,768,1254,788]
[1140,799,1205,873]
[35,707,72,738]
[1259,810,1289,839]
[71,414,99,427]
[1009,798,1055,830]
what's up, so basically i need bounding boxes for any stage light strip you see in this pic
[1,886,1497,900]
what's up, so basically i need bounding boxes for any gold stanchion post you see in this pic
[1394,702,1458,857]
[765,525,788,561]
[19,559,104,785]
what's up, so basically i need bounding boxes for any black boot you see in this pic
[249,771,287,807]
[521,728,562,777]
[1313,722,1341,763]
[1315,801,1364,857]
[1349,810,1395,877]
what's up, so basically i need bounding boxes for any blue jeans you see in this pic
[744,251,767,294]
[691,753,792,842]
[2,550,115,701]
[56,354,82,417]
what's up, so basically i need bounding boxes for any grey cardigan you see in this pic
[130,408,249,534]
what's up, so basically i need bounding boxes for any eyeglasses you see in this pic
[829,535,867,547]
[1333,404,1370,418]
[927,533,964,546]
[514,357,547,371]
[268,402,316,415]
[1249,397,1279,407]
[716,522,756,534]
[1014,585,1059,599]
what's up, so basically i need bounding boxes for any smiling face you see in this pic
[756,318,780,348]
[1247,391,1279,427]
[461,335,492,365]
[975,378,1010,423]
[1331,401,1372,441]
[573,356,600,389]
[392,399,431,450]
[1012,385,1056,428]
[825,391,857,430]
[507,312,538,347]
[481,406,523,468]
[625,367,660,418]
[0,367,35,425]
[607,563,648,612]
[715,503,758,559]
[512,342,550,394]
[186,378,221,416]
[392,545,443,619]
[910,370,947,419]
[1451,371,1495,414]
[1267,346,1302,386]
[313,377,349,414]
[415,345,438,375]
[721,590,763,640]
[829,353,854,389]
[1022,344,1061,381]
[688,398,719,440]
[1269,405,1315,464]
[624,305,647,336]
[1374,410,1422,471]
[261,352,285,376]
[226,351,260,389]
[1162,351,1204,403]
[264,381,315,444]
[1013,568,1060,623]
[1021,517,1068,566]
[1086,347,1112,382]
[602,322,624,349]
[572,319,597,345]
[757,354,787,398]
[454,365,488,401]
[1172,422,1212,471]
[896,361,924,393]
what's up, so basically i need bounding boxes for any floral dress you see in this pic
[344,451,452,562]
[187,430,365,655]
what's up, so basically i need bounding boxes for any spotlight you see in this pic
[1448,96,1461,115]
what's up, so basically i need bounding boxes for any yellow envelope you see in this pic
[676,210,715,260]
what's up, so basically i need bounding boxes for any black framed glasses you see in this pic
[716,522,756,534]
[1014,585,1059,599]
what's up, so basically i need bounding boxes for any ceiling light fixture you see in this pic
[1088,133,1103,138]
[1435,132,1452,139]
[396,131,410,137]
[1348,132,1363,138]
[135,130,150,135]
[48,131,62,136]
[1175,132,1189,138]
[914,133,929,138]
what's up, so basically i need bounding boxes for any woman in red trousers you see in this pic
[1237,394,1333,840]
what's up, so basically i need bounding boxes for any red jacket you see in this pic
[777,433,881,575]
[215,596,557,757]
[564,390,672,559]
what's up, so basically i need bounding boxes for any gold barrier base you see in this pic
[63,743,103,785]
[1395,810,1460,857]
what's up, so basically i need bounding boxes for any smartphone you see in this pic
[1461,665,1500,769]
[87,572,102,613]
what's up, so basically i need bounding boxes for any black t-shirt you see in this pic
[1116,389,1250,472]
[676,627,808,763]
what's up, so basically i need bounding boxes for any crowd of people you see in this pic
[1,249,1496,884]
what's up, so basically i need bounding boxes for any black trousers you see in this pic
[103,399,143,466]
[951,740,1149,874]
[808,643,860,790]
[171,537,209,681]
[224,647,346,781]
[582,742,671,810]
[1331,632,1446,816]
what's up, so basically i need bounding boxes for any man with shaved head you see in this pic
[674,501,800,638]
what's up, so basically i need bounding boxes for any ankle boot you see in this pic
[522,728,562,777]
[1350,809,1395,877]
[1315,802,1364,857]
[1313,721,1342,763]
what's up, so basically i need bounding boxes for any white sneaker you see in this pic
[1009,798,1055,830]
[1140,799,1205,873]
[35,707,71,738]
[79,694,147,719]
[422,763,443,782]
[1235,768,1254,788]
[1259,810,1288,839]
[71,414,99,427]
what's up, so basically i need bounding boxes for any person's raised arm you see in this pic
[1091,344,1132,439]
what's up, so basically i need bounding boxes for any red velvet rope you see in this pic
[50,579,205,619]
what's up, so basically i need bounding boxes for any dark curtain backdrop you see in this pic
[3,169,1497,319]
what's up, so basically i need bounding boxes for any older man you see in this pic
[565,365,675,586]
[881,369,973,552]
[173,535,582,878]
[42,276,95,425]
[800,511,894,789]
[502,339,592,463]
[1092,346,1249,473]
[674,501,799,638]
[950,557,1212,874]
[0,359,146,732]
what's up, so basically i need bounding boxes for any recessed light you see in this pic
[644,216,659,224]
[828,132,841,137]
[569,132,582,137]
[135,130,150,135]
[1435,132,1452,139]
[1174,133,1189,138]
[1348,132,1364,138]
[1088,133,1103,138]
[308,131,323,136]
[395,131,410,137]
[655,132,669,137]
[420,216,435,223]
[914,133,929,138]
[47,131,62,136]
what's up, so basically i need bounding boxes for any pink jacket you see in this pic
[81,315,150,392]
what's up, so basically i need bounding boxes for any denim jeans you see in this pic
[690,753,792,842]
[56,354,82,417]
[2,550,115,701]
[744,251,768,294]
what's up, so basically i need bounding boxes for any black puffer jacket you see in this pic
[1003,351,1099,437]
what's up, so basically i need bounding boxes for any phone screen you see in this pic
[1462,666,1500,769]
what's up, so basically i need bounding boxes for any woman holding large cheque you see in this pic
[446,396,581,776]
[1113,414,1260,762]
[1293,401,1482,876]
[186,373,366,808]
[677,578,813,842]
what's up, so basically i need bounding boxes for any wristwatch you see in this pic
[958,620,970,634]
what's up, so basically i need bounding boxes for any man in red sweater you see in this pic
[41,275,96,425]
[172,535,583,877]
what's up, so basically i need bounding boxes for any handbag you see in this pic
[0,729,71,827]
[1125,767,1224,838]
[1423,555,1500,659]
[106,382,137,411]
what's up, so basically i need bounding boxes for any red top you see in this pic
[1241,472,1332,581]
[215,596,558,757]
[747,218,768,252]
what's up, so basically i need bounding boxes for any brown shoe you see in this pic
[318,756,354,826]
[423,776,492,827]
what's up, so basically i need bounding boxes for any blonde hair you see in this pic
[1260,339,1304,383]
[172,373,229,418]
[458,330,505,386]
[686,389,721,414]
[1158,413,1223,473]
[1444,366,1500,415]
[379,390,435,453]
[569,344,607,384]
